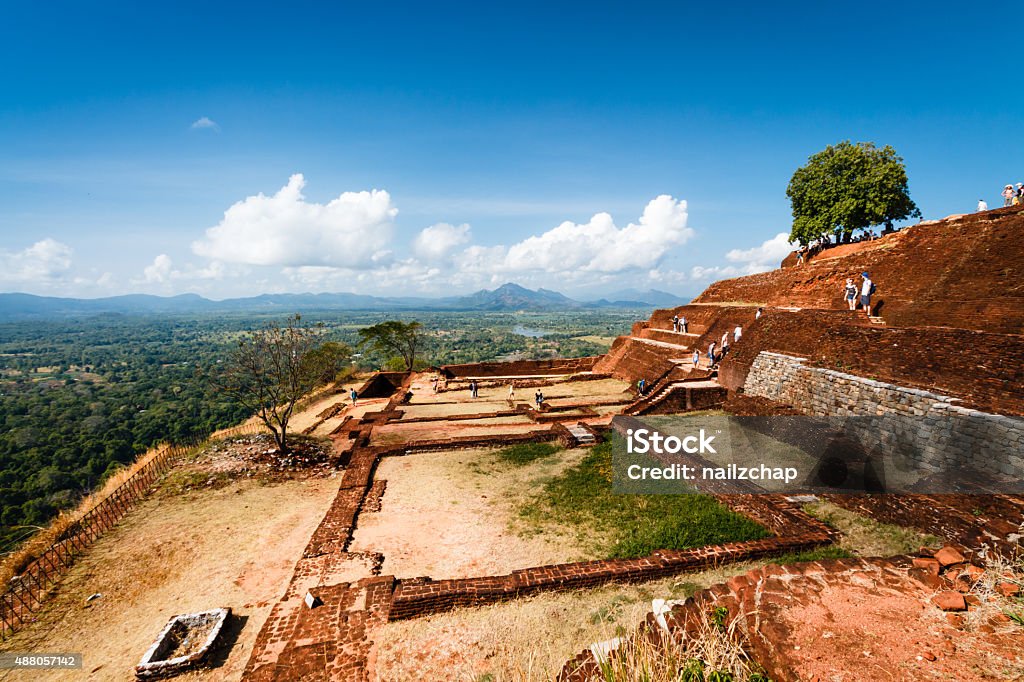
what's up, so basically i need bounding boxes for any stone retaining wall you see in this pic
[742,351,1024,480]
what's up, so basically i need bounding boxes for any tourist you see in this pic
[671,314,679,332]
[843,278,858,311]
[680,315,688,333]
[350,388,358,406]
[977,199,988,212]
[692,349,700,367]
[470,380,478,399]
[721,331,730,356]
[796,244,808,265]
[708,341,717,365]
[535,389,544,408]
[637,378,646,396]
[507,382,515,402]
[860,271,875,317]
[755,307,763,320]
[733,325,742,343]
[1014,183,1023,206]
[1003,184,1015,207]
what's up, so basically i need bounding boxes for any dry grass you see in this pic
[0,474,340,681]
[965,546,1024,633]
[803,500,940,557]
[0,443,189,588]
[373,562,762,682]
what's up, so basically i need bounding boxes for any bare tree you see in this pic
[211,314,330,454]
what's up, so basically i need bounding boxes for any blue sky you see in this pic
[1,1,1020,299]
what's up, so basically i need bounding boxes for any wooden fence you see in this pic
[0,420,266,638]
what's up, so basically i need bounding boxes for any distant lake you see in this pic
[512,325,551,337]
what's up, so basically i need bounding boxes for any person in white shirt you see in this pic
[860,272,874,317]
[692,349,700,367]
[755,307,763,320]
[977,199,988,212]
[733,325,742,343]
[721,331,730,355]
[1003,185,1015,207]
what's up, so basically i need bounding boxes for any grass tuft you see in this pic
[498,442,561,466]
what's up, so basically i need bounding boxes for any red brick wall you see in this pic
[441,357,600,378]
[718,309,1024,415]
[694,207,1024,333]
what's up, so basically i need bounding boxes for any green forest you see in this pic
[0,309,639,551]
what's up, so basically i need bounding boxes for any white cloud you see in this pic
[413,223,471,262]
[688,232,793,282]
[143,254,173,283]
[190,116,220,131]
[0,238,73,284]
[456,195,692,276]
[724,232,793,273]
[192,174,398,268]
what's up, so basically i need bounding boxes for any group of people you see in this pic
[468,380,543,408]
[670,314,688,333]
[842,271,876,316]
[703,324,743,367]
[979,184,1024,211]
[795,232,879,265]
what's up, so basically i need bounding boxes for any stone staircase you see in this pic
[623,377,726,416]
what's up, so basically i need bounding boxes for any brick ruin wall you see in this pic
[742,351,1024,480]
[694,206,1024,334]
[440,356,600,378]
[718,309,1024,416]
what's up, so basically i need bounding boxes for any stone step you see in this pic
[630,336,690,352]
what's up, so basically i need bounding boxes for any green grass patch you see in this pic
[523,440,770,559]
[497,442,561,466]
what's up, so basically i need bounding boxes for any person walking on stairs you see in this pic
[708,341,717,366]
[692,349,700,368]
[860,272,875,317]
[721,331,730,357]
[507,382,515,403]
[680,315,688,333]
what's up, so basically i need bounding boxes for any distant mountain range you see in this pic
[0,284,689,320]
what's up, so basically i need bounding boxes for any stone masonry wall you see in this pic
[742,351,1024,481]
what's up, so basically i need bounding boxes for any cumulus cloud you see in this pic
[456,195,691,276]
[0,238,73,284]
[688,232,794,282]
[724,232,793,273]
[413,223,471,262]
[143,254,173,283]
[190,116,220,131]
[138,254,229,287]
[192,174,398,268]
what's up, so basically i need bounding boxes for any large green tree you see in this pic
[357,320,422,371]
[787,141,921,245]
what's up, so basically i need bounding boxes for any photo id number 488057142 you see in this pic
[0,652,83,669]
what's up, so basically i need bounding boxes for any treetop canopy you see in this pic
[786,141,921,246]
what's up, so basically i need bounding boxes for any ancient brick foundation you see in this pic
[440,357,600,378]
[742,351,1024,480]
